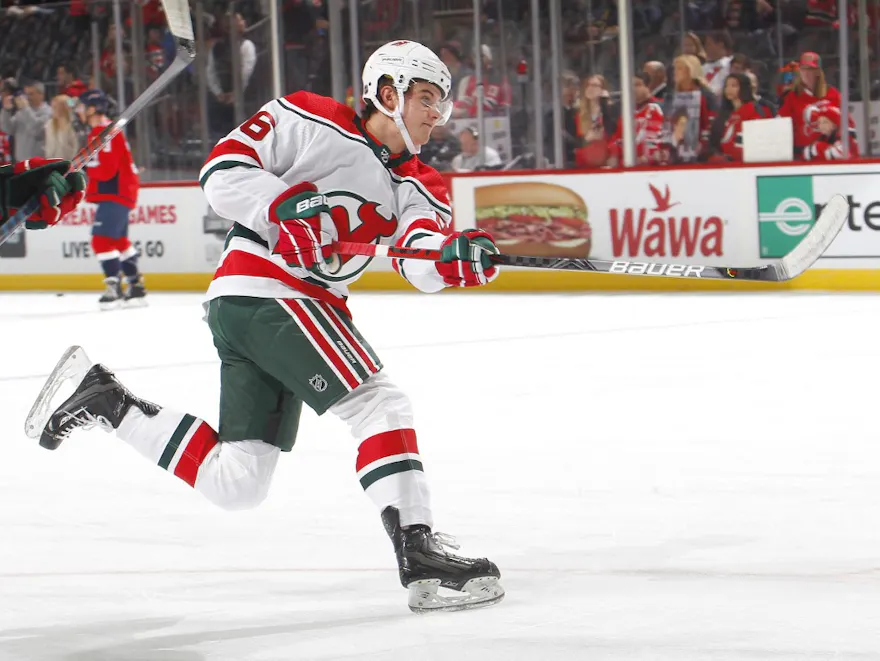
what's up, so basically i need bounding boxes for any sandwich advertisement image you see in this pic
[472,182,592,258]
[452,171,745,266]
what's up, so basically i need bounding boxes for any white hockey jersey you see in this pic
[199,91,453,318]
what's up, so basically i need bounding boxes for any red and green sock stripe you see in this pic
[356,428,423,490]
[158,414,219,487]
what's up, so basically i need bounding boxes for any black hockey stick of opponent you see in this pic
[335,194,849,282]
[0,0,195,247]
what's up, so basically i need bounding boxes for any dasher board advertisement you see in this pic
[452,170,754,266]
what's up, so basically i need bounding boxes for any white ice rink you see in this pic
[0,290,878,661]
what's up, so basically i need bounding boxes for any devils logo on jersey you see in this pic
[321,191,398,280]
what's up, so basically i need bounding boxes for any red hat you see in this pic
[799,52,822,69]
[816,106,841,126]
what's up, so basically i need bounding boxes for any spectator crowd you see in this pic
[0,0,869,174]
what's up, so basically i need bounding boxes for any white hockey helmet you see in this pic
[362,40,453,154]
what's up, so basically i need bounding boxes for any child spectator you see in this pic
[802,106,859,160]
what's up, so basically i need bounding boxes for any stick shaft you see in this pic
[332,241,776,281]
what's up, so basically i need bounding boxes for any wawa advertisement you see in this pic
[450,162,880,268]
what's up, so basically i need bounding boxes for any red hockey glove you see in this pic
[435,229,500,287]
[269,182,337,274]
[0,159,86,229]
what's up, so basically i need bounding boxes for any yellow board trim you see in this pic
[0,269,877,292]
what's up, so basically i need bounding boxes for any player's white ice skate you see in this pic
[382,507,505,613]
[24,345,159,450]
[99,277,123,311]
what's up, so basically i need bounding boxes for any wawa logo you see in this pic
[610,183,724,258]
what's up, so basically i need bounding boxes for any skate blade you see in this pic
[407,576,505,614]
[99,300,122,311]
[24,346,93,441]
[122,297,148,309]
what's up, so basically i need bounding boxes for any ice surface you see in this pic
[0,290,878,661]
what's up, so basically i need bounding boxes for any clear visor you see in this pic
[417,96,454,126]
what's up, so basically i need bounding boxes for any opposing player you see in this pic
[77,89,146,309]
[0,158,85,229]
[27,41,504,613]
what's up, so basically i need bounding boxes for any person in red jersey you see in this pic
[778,52,841,159]
[77,89,146,309]
[607,72,665,165]
[30,41,504,615]
[713,72,769,161]
[802,105,860,160]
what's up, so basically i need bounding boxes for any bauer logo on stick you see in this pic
[609,261,706,277]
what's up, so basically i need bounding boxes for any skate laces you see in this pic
[56,406,112,440]
[432,531,461,551]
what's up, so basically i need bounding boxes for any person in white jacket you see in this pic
[0,82,52,160]
[451,126,502,171]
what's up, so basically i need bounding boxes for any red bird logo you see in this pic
[648,183,680,212]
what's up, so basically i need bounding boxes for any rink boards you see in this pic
[0,161,878,291]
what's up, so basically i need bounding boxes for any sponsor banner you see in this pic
[452,170,750,265]
[0,188,204,274]
[756,171,880,259]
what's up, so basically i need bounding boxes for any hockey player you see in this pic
[0,158,85,228]
[77,89,146,309]
[27,41,504,613]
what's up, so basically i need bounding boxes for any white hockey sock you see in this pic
[116,408,219,486]
[356,429,433,529]
[115,407,280,510]
[331,372,434,528]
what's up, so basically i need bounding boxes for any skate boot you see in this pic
[99,276,123,310]
[123,276,148,307]
[382,506,504,613]
[24,346,160,450]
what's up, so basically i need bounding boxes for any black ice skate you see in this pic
[24,346,159,450]
[382,506,504,613]
[99,276,123,310]
[123,276,148,307]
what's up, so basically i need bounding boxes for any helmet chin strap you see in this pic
[392,88,420,155]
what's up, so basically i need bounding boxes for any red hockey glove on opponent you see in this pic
[0,159,86,229]
[436,229,500,287]
[269,182,337,274]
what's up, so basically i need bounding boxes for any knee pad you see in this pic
[195,440,280,511]
[91,235,119,260]
[330,371,414,440]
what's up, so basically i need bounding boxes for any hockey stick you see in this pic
[335,194,849,282]
[0,0,195,247]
